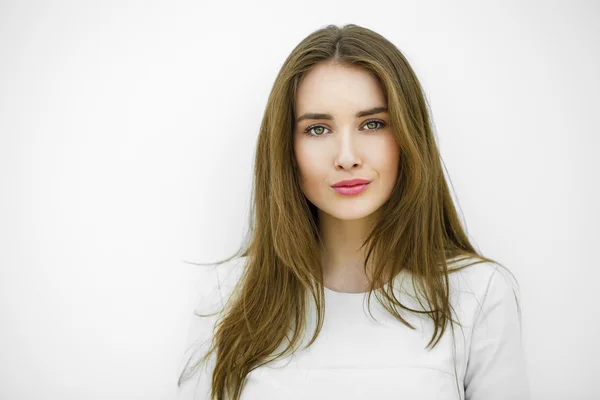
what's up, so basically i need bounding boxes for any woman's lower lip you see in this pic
[332,183,369,195]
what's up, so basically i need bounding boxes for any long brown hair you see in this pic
[178,23,517,400]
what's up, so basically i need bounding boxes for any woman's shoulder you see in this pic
[445,256,522,326]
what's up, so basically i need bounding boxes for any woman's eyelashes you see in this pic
[303,119,387,138]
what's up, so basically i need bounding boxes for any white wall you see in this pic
[1,1,598,399]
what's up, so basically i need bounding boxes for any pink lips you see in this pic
[332,178,371,187]
[331,178,372,196]
[332,183,369,196]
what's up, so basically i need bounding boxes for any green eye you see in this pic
[304,125,330,137]
[313,126,326,135]
[363,119,386,130]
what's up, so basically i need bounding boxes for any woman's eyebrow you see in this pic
[295,106,388,123]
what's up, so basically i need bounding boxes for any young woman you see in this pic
[176,24,531,400]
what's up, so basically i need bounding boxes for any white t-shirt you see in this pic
[176,256,531,400]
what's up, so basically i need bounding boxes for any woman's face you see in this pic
[293,62,400,221]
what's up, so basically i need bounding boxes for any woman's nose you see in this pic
[334,129,362,169]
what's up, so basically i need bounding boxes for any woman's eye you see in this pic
[362,120,385,130]
[305,125,330,136]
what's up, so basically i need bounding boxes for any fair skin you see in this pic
[293,61,400,293]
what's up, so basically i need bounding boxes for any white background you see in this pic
[1,1,598,399]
